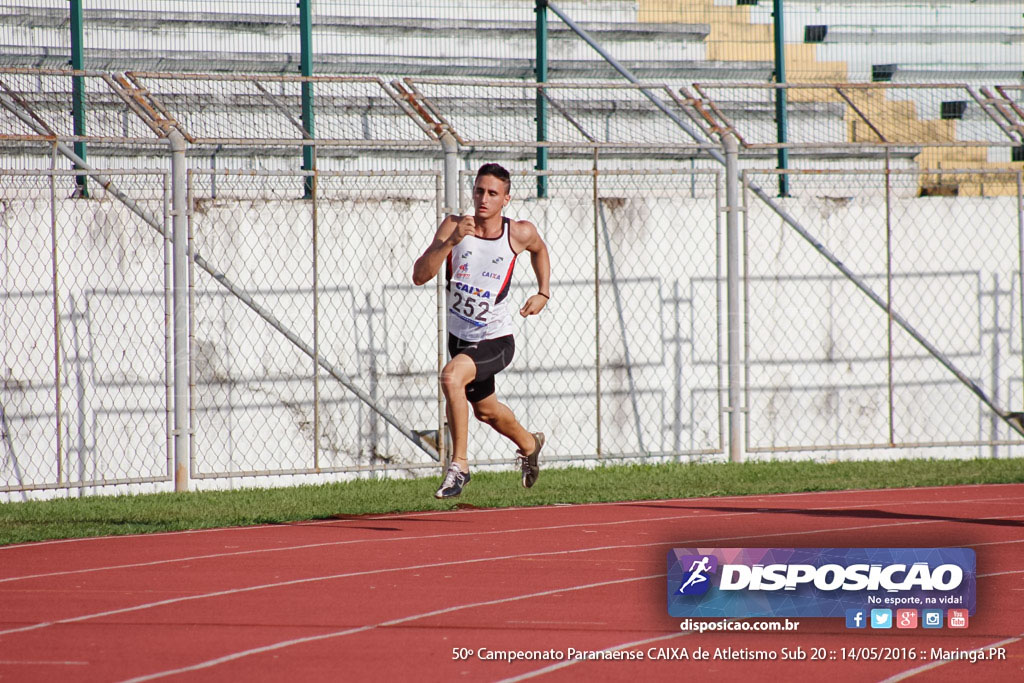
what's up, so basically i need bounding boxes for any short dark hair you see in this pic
[476,163,511,193]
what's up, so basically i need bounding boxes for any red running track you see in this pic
[0,484,1022,682]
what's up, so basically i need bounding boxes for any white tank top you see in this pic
[445,217,519,342]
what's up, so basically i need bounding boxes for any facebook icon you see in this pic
[846,609,867,629]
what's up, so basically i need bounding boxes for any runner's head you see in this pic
[473,163,511,219]
[476,163,511,194]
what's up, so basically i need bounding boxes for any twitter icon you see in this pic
[871,609,893,629]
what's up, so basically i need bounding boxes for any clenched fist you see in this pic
[448,215,477,245]
[519,293,549,317]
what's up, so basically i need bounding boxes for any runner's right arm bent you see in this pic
[412,215,475,286]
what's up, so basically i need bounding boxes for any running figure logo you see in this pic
[677,554,718,595]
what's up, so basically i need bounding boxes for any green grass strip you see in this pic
[1,458,1021,546]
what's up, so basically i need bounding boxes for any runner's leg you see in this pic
[471,393,534,453]
[441,354,476,472]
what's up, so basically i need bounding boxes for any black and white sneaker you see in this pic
[435,464,470,499]
[517,432,545,489]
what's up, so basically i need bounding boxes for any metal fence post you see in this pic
[434,173,447,469]
[885,150,895,445]
[438,131,459,469]
[311,168,320,471]
[772,0,790,197]
[49,154,65,484]
[1018,171,1024,415]
[535,0,549,198]
[69,0,88,197]
[441,132,459,215]
[169,130,190,491]
[593,157,602,457]
[724,134,744,462]
[299,0,315,198]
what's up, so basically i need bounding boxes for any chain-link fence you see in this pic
[744,168,1024,458]
[2,169,172,495]
[3,67,1024,498]
[187,170,443,479]
[456,168,723,466]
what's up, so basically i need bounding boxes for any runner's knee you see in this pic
[472,402,499,425]
[440,364,471,396]
[440,370,460,396]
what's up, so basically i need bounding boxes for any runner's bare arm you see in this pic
[514,220,551,317]
[412,215,475,286]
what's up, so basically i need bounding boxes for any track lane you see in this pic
[2,497,1019,632]
[0,484,1019,682]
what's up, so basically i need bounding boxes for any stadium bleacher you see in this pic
[714,0,1022,84]
[0,0,1021,179]
[0,2,770,80]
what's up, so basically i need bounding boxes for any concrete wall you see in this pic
[3,167,1022,499]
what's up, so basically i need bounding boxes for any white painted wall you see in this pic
[3,167,1022,500]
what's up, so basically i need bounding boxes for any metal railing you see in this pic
[3,69,1024,498]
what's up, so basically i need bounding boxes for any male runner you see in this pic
[412,163,550,498]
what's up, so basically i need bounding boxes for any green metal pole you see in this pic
[772,0,790,197]
[70,0,88,197]
[299,0,315,198]
[536,0,549,198]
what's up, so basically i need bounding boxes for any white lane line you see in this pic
[0,508,771,584]
[495,632,692,683]
[292,484,1024,528]
[116,574,662,683]
[3,512,1022,639]
[0,659,89,665]
[4,482,1020,550]
[3,492,1019,584]
[494,569,1024,683]
[878,633,1024,682]
[977,568,1024,579]
[0,524,275,551]
[120,560,1024,682]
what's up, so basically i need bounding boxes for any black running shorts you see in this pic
[448,333,515,402]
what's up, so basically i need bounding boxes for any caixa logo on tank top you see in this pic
[454,282,492,299]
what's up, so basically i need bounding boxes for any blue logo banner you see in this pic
[667,548,975,618]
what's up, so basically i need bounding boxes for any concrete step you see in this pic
[0,45,771,81]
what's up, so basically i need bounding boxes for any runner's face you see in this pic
[473,174,510,219]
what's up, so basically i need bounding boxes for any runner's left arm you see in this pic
[518,222,550,317]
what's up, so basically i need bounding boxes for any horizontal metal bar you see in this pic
[190,464,434,478]
[0,135,163,144]
[450,451,726,468]
[693,81,982,90]
[0,66,109,78]
[741,142,1004,150]
[404,77,692,90]
[0,136,440,147]
[449,141,717,150]
[187,138,439,147]
[188,168,442,178]
[188,450,728,479]
[0,475,172,493]
[748,168,1024,177]
[747,439,1023,454]
[502,168,722,177]
[126,71,390,84]
[0,168,169,176]
[2,135,1011,150]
